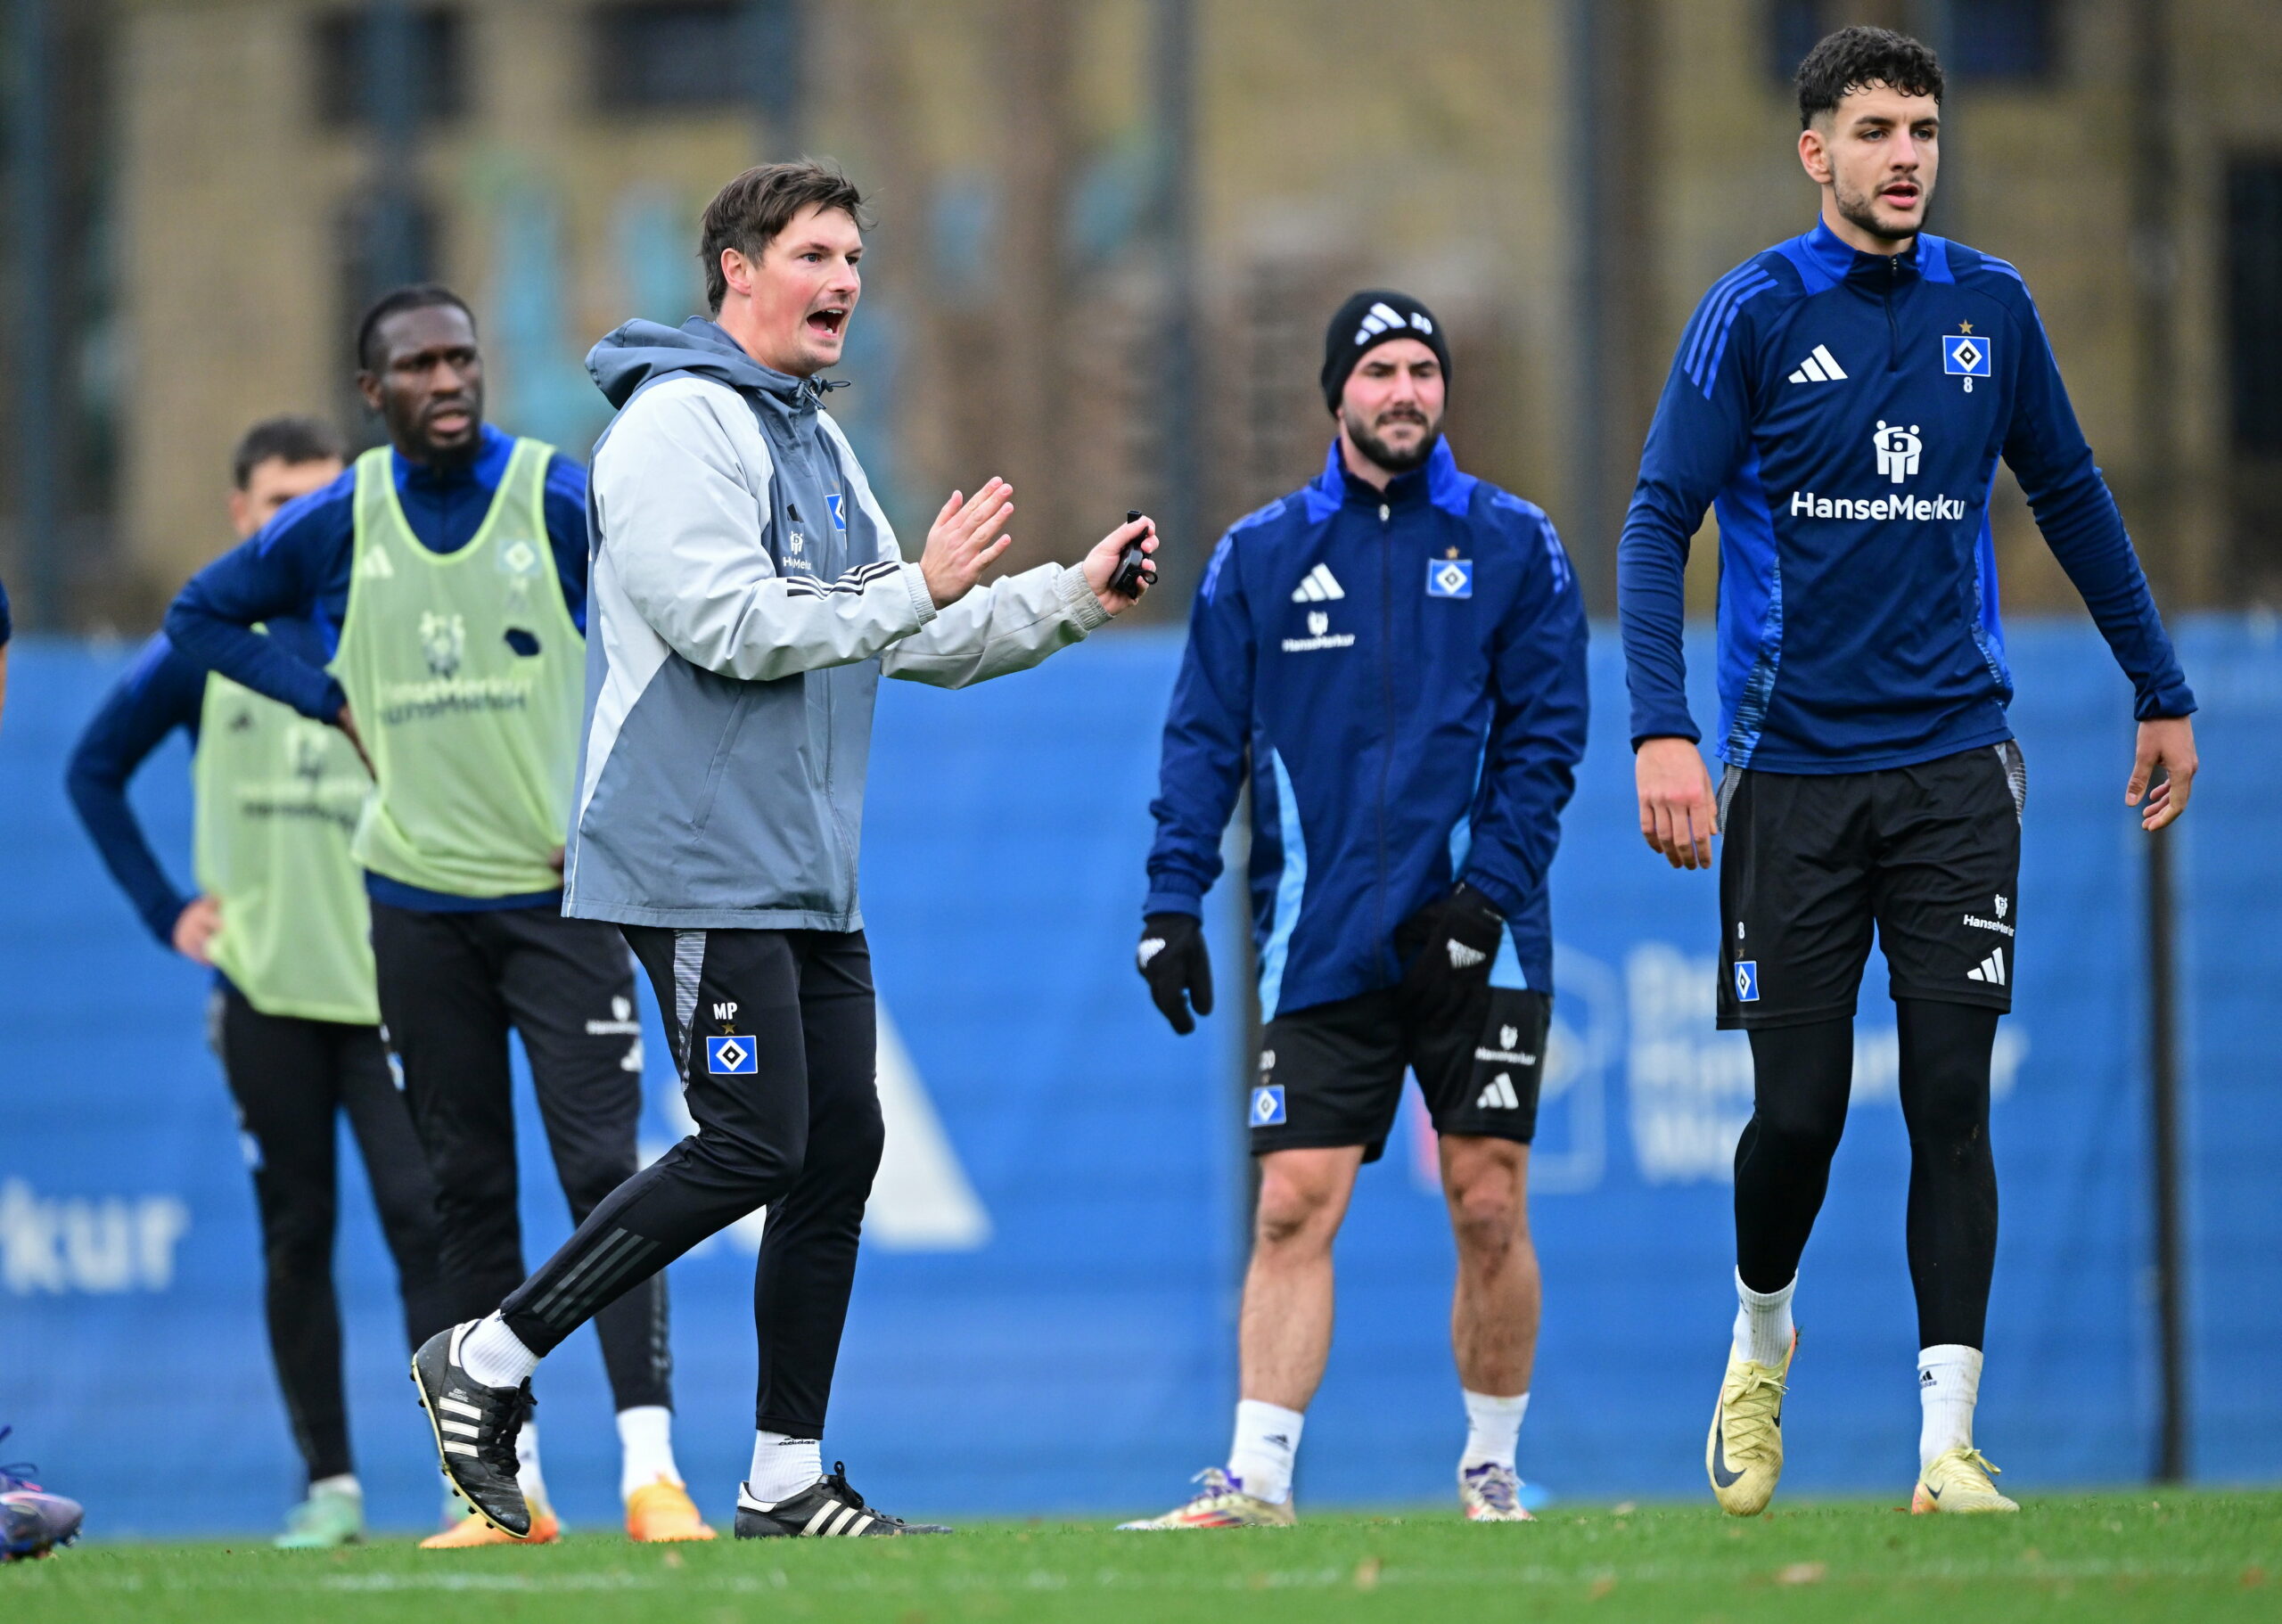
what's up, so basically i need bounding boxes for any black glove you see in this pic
[1395,882,1505,1023]
[1138,912,1214,1036]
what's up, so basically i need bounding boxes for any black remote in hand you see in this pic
[1110,510,1159,598]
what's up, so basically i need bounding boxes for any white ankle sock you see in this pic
[747,1431,823,1505]
[616,1406,682,1500]
[1917,1344,1982,1469]
[307,1473,361,1501]
[460,1313,539,1389]
[514,1421,551,1515]
[1227,1398,1305,1505]
[1732,1269,1796,1366]
[1459,1390,1530,1471]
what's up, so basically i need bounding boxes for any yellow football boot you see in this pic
[626,1476,717,1542]
[1912,1447,2019,1513]
[420,1487,560,1548]
[1116,1468,1296,1530]
[1707,1330,1794,1516]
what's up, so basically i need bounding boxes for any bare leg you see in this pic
[1237,1146,1364,1407]
[1440,1136,1539,1396]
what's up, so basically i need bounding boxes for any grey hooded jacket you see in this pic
[562,318,1107,930]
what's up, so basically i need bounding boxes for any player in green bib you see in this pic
[69,417,447,1548]
[166,289,710,1545]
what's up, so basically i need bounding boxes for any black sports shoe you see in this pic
[733,1463,950,1538]
[411,1323,534,1538]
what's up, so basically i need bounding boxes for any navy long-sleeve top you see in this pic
[1617,220,2192,771]
[1145,439,1588,1017]
[161,422,591,912]
[65,619,332,947]
[164,423,589,723]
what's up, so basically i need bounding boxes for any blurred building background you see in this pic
[4,0,2281,628]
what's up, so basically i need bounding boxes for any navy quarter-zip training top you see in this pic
[1146,439,1588,1021]
[163,422,590,912]
[1619,220,2193,771]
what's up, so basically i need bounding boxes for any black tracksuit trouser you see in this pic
[370,900,671,1412]
[501,927,883,1439]
[213,986,449,1484]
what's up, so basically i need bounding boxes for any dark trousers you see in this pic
[369,900,670,1412]
[502,927,882,1439]
[213,986,448,1484]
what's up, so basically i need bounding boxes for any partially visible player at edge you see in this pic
[166,290,710,1545]
[407,160,1155,1542]
[1125,291,1588,1528]
[1618,27,2198,1517]
[66,417,447,1548]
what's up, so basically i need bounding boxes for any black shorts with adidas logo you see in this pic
[1249,985,1550,1162]
[1716,741,2025,1030]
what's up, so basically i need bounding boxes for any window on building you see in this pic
[1768,2,2060,89]
[2228,160,2282,457]
[1766,0,1825,86]
[1951,0,2057,83]
[313,7,467,128]
[594,2,746,111]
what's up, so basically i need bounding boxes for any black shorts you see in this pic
[1249,986,1550,1161]
[1717,741,2025,1030]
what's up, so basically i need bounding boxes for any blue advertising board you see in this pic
[0,619,2273,1535]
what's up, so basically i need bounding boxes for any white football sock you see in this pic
[747,1431,823,1505]
[307,1473,361,1501]
[1459,1390,1530,1471]
[515,1421,551,1514]
[617,1406,682,1500]
[1732,1268,1796,1366]
[1917,1344,1982,1469]
[460,1313,539,1389]
[1227,1398,1306,1505]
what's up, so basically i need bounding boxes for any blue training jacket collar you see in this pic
[1788,217,1954,294]
[394,421,512,494]
[1309,437,1473,520]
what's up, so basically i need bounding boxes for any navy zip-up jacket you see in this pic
[1619,221,2192,771]
[1146,439,1588,1020]
[64,619,331,947]
[163,422,589,911]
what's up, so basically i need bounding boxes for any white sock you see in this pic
[1227,1398,1305,1505]
[616,1406,682,1500]
[1917,1344,1982,1469]
[1459,1390,1530,1471]
[460,1313,540,1389]
[747,1431,823,1505]
[515,1421,551,1514]
[1732,1269,1796,1366]
[307,1473,361,1501]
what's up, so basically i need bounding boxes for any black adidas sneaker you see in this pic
[733,1464,950,1538]
[411,1323,534,1538]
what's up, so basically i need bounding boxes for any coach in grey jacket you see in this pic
[413,161,1156,1542]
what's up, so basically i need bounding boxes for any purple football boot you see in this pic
[0,1429,85,1561]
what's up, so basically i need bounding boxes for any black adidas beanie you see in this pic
[1320,290,1452,413]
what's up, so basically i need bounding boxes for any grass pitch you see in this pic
[6,1489,2277,1623]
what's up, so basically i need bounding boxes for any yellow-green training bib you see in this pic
[193,665,380,1024]
[330,439,583,898]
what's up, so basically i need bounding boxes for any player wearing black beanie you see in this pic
[1319,290,1453,413]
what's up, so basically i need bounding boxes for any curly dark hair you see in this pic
[698,160,873,315]
[1795,26,1943,129]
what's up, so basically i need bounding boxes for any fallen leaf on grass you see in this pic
[2244,1567,2268,1588]
[1588,1575,1617,1600]
[661,1550,684,1570]
[1353,1556,1382,1591]
[1776,1562,1827,1586]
